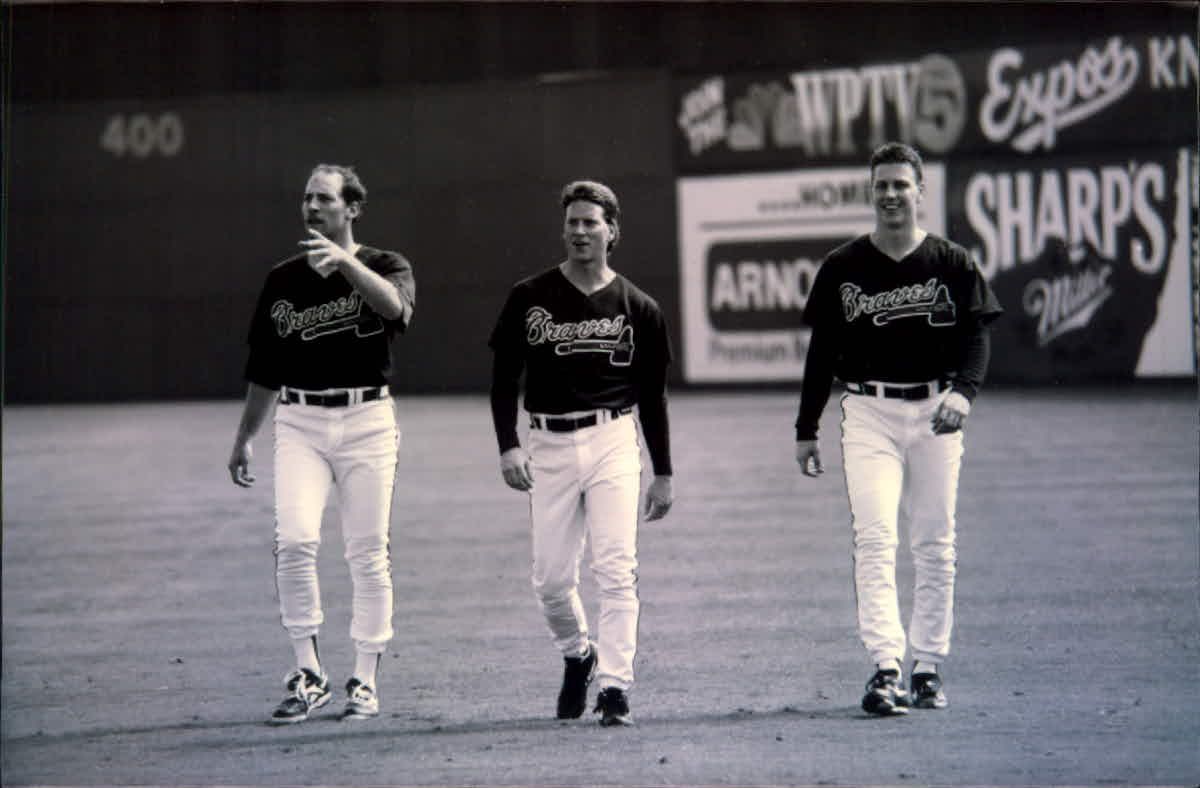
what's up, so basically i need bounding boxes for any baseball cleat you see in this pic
[341,678,380,720]
[861,669,910,716]
[910,672,948,709]
[556,641,597,719]
[594,687,634,726]
[269,667,332,725]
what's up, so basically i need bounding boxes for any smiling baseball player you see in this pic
[228,163,414,725]
[794,143,1002,716]
[489,180,674,726]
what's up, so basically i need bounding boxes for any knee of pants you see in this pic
[589,561,638,599]
[852,526,899,553]
[912,540,957,566]
[531,572,578,605]
[275,539,320,570]
[344,535,391,573]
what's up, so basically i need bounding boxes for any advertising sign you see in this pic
[674,33,1197,172]
[952,147,1194,380]
[678,165,945,382]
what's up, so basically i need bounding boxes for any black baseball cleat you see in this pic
[861,669,910,716]
[910,672,948,709]
[556,642,597,719]
[269,667,332,725]
[594,687,634,726]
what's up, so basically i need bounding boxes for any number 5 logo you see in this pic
[100,113,185,158]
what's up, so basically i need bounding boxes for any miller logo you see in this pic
[840,279,956,326]
[525,306,635,366]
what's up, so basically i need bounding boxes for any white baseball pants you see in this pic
[839,388,964,668]
[273,396,399,654]
[528,413,642,691]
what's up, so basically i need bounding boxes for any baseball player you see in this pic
[489,180,674,727]
[794,143,1002,716]
[227,164,415,724]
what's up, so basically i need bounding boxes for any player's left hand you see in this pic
[300,229,356,277]
[643,475,673,521]
[931,391,971,435]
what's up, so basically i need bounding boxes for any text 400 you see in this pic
[100,113,185,158]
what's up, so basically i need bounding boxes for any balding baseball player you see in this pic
[227,164,415,724]
[794,143,1002,716]
[489,180,674,726]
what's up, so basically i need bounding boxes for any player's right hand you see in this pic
[228,440,256,488]
[796,440,824,478]
[500,447,534,492]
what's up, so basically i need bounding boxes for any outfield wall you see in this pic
[4,4,1196,402]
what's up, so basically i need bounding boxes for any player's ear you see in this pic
[347,201,363,222]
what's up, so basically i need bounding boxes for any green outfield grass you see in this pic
[2,385,1197,786]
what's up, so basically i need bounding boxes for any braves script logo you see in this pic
[841,278,956,326]
[271,293,384,341]
[980,37,1139,152]
[525,306,634,366]
[1023,264,1114,347]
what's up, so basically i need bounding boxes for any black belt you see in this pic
[280,386,388,407]
[530,407,632,432]
[844,380,949,400]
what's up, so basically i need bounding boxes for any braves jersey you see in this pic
[795,234,1002,440]
[244,247,415,391]
[804,234,1002,381]
[489,266,673,474]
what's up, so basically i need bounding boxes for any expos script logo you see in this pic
[271,293,384,341]
[525,306,634,366]
[980,37,1139,152]
[840,279,956,327]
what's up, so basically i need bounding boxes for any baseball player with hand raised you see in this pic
[794,143,1002,716]
[228,164,415,725]
[489,180,674,726]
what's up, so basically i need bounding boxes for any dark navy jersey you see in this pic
[489,266,672,413]
[244,246,415,390]
[489,265,674,475]
[804,234,1002,384]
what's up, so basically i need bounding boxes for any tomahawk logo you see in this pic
[525,306,635,366]
[840,278,957,326]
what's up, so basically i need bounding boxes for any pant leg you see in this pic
[905,399,965,664]
[331,399,400,654]
[273,406,334,640]
[528,429,590,657]
[840,395,907,666]
[582,417,642,691]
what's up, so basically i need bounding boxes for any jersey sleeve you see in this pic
[243,271,283,390]
[802,255,839,330]
[959,248,1003,326]
[635,300,673,476]
[488,286,527,453]
[373,251,417,333]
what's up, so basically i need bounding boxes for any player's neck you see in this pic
[331,229,360,255]
[560,259,615,294]
[870,226,926,261]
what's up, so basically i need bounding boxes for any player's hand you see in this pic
[931,391,971,435]
[300,229,356,277]
[500,447,534,492]
[228,439,256,487]
[796,440,823,477]
[643,475,673,521]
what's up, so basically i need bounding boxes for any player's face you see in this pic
[563,201,612,265]
[871,162,923,231]
[302,171,359,239]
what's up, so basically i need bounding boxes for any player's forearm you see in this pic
[235,383,277,442]
[340,259,410,322]
[490,354,523,453]
[795,328,835,441]
[636,391,673,476]
[949,324,991,402]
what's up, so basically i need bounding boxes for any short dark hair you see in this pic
[311,164,368,213]
[869,142,924,185]
[561,180,620,252]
